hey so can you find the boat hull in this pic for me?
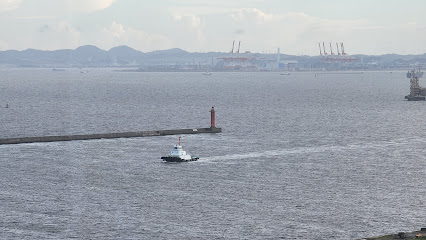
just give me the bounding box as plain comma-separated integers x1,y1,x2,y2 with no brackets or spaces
161,156,199,162
405,95,425,101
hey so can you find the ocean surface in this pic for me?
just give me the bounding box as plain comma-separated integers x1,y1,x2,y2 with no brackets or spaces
1,69,425,239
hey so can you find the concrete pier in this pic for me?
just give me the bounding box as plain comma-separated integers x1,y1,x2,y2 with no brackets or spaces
0,127,222,145
1,107,222,145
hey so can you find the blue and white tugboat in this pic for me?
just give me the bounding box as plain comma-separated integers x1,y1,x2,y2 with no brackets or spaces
161,137,199,162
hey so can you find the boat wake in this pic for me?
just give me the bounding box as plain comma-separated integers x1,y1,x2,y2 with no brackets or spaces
200,136,426,162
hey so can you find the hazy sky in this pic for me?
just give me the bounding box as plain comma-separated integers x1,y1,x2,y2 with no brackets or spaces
0,0,425,55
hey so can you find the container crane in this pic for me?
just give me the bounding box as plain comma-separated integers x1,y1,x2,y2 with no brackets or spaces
230,40,235,54
340,43,346,55
322,42,328,55
236,41,241,54
318,42,358,62
336,43,341,55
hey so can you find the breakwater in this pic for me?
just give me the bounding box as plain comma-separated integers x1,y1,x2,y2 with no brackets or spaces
0,127,222,145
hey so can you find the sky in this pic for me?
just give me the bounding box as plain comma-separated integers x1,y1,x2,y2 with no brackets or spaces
0,0,425,55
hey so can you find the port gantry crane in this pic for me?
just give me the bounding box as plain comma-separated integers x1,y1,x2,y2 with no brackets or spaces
318,42,357,62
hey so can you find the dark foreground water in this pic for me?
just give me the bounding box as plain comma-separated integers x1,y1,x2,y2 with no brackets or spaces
0,69,425,239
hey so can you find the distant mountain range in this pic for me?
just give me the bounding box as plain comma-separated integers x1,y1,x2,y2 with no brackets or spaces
1,45,426,69
0,45,225,68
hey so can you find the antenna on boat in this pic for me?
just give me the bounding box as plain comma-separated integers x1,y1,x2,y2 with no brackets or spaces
178,136,181,146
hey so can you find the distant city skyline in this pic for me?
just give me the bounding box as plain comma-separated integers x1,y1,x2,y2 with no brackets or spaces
0,0,425,55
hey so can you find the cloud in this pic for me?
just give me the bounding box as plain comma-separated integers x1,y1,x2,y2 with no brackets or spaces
169,0,267,15
0,21,82,50
221,8,426,55
68,0,117,13
2,2,425,55
15,16,57,20
173,14,201,28
33,21,81,50
222,8,369,54
0,0,22,12
172,14,207,49
39,24,49,32
100,22,172,51
234,29,244,35
0,39,7,49
230,9,363,32
2,20,172,51
230,8,281,23
38,22,79,34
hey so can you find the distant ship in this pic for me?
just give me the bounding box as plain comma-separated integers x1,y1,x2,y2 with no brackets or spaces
161,137,199,162
405,68,426,101
202,72,212,75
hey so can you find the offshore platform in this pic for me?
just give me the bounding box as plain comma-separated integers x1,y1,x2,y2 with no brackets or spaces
405,68,425,101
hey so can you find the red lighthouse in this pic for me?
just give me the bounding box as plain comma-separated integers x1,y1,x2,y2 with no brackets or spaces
210,106,216,128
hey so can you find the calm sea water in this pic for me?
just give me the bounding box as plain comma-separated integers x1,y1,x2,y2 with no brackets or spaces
1,69,425,239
